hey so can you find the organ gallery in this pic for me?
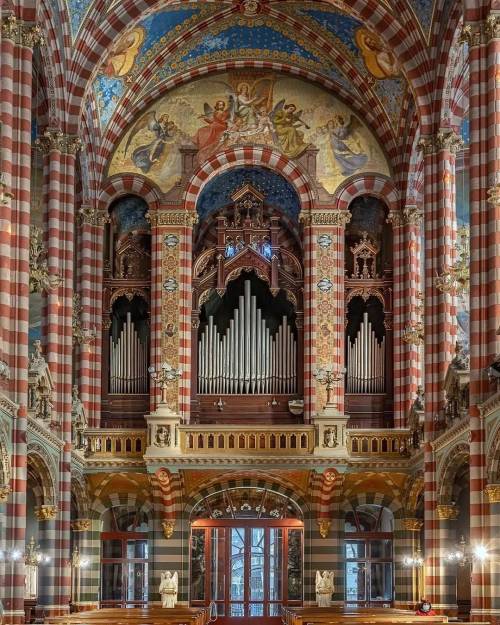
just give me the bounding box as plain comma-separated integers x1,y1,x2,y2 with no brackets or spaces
0,1,499,624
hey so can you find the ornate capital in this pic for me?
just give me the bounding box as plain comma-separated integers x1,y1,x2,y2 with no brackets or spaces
78,204,109,226
436,504,459,520
317,518,332,539
402,518,424,531
301,210,351,227
485,13,500,41
418,131,463,156
487,184,500,207
484,483,500,503
1,15,44,47
147,210,198,227
387,205,422,227
0,484,12,502
71,518,91,532
35,504,58,521
162,519,175,539
35,130,81,155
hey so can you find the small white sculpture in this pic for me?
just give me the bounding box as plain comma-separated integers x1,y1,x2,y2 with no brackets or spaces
316,570,334,607
159,571,178,608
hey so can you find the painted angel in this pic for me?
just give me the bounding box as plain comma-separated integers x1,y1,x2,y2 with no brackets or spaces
124,111,176,174
271,99,310,158
212,78,274,133
159,571,178,608
194,100,230,162
322,114,368,176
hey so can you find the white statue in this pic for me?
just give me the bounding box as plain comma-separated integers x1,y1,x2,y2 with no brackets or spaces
159,571,178,608
316,570,334,607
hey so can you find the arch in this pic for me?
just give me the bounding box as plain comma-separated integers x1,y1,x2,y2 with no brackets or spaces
341,491,403,518
334,174,400,213
71,472,90,519
184,146,316,213
26,444,58,507
402,471,424,516
97,174,163,212
438,442,470,505
487,420,500,484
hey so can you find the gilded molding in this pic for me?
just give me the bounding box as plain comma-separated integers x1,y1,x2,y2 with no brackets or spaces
418,130,463,156
35,504,58,521
301,210,351,227
402,518,423,531
436,504,459,520
317,518,331,539
484,483,500,503
71,519,91,532
162,519,175,539
35,130,81,155
147,211,198,227
0,484,12,502
1,15,44,47
487,184,500,208
79,204,109,226
387,206,423,227
485,14,500,41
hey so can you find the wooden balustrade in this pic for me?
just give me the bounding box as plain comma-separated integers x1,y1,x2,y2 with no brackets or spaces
347,428,412,456
179,425,315,455
85,429,147,458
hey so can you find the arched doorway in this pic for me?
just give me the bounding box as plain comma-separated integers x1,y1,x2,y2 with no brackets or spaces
190,487,303,623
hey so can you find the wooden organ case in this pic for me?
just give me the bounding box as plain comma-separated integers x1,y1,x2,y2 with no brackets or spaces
191,184,303,424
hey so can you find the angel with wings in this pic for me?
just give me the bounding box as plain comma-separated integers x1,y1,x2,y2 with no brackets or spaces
124,111,176,174
322,114,368,176
194,100,230,162
159,570,178,608
271,100,310,158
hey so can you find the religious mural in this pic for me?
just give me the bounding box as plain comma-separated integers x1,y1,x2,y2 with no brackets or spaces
109,72,390,195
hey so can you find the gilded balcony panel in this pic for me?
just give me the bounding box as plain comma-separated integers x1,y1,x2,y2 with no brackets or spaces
347,429,412,457
85,429,147,458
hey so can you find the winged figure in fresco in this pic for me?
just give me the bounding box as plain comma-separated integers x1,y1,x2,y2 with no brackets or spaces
269,99,310,158
194,100,230,163
124,111,177,174
320,114,368,176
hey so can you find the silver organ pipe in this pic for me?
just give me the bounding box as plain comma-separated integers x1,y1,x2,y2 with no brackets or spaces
109,312,148,394
198,280,297,394
347,312,385,393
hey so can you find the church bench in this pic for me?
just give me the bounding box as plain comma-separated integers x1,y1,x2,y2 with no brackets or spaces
47,607,209,625
281,607,448,625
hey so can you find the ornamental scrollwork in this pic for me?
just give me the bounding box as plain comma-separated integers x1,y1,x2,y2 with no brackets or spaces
35,130,81,155
29,225,63,294
301,210,351,227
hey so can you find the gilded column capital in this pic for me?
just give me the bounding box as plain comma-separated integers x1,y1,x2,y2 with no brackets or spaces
436,504,459,520
317,518,332,538
35,130,81,155
34,504,58,521
1,15,44,47
300,210,351,227
401,518,424,531
79,204,109,226
484,483,500,503
487,184,500,207
71,518,91,531
147,210,198,227
418,130,463,156
459,23,483,46
0,484,12,502
387,206,422,227
485,13,500,41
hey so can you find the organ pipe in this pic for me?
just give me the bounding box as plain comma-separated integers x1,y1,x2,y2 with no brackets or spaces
347,311,385,393
198,280,297,394
109,312,148,394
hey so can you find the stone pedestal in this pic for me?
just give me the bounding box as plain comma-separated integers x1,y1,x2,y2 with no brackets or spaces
313,403,349,457
145,403,182,457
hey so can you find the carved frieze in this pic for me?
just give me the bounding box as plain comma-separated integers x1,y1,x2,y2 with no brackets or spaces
71,519,91,532
35,130,81,155
148,210,198,227
301,210,351,227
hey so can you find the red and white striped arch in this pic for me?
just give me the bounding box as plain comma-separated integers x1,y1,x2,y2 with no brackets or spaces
333,173,400,213
184,145,317,212
97,173,163,211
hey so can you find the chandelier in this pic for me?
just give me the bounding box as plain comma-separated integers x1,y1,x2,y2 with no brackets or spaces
445,535,489,566
402,291,424,346
435,226,470,296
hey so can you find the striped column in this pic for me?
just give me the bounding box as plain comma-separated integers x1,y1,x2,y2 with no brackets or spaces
149,210,195,420
77,206,107,428
36,130,80,616
466,13,500,623
78,519,102,609
303,210,350,419
484,484,500,620
434,505,460,614
0,16,42,624
395,518,423,608
390,207,423,428
420,130,462,608
71,519,98,612
36,506,58,618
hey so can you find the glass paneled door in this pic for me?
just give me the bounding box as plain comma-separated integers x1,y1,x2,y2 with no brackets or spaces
191,520,303,624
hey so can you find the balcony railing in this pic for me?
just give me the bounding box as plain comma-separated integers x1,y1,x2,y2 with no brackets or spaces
347,429,411,456
85,429,147,458
179,425,315,455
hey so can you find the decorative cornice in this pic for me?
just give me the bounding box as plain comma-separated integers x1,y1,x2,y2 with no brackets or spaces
0,484,12,502
484,483,500,504
301,210,351,227
71,519,91,532
35,130,81,155
147,210,198,227
27,415,65,450
430,417,469,453
436,504,459,520
317,518,331,538
162,519,175,539
35,504,58,521
418,130,464,156
0,393,18,418
1,15,44,47
401,517,424,531
79,204,109,226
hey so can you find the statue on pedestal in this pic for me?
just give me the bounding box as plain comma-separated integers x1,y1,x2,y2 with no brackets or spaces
159,571,178,608
316,570,334,607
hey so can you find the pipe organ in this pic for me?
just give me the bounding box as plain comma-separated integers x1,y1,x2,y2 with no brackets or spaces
109,312,148,394
346,312,385,393
198,280,297,394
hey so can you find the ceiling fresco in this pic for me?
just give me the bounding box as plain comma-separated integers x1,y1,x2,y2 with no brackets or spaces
407,0,435,38
108,70,390,196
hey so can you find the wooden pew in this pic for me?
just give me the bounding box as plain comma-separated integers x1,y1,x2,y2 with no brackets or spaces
282,607,449,625
47,606,210,625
